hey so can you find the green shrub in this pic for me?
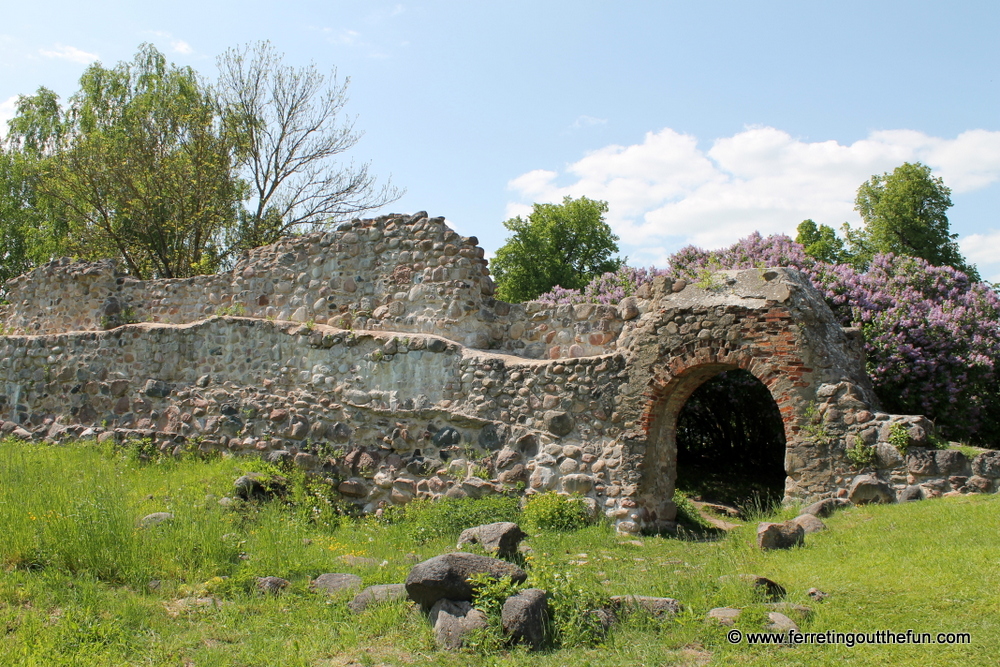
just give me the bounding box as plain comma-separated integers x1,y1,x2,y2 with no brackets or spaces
522,492,590,532
888,422,912,454
398,495,522,544
846,436,877,468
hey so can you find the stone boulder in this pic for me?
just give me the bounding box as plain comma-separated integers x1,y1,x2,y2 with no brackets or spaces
310,573,362,596
791,513,826,534
801,497,851,518
972,451,1000,478
256,576,290,594
756,521,805,551
405,553,527,608
429,599,488,650
848,474,895,505
457,522,527,558
347,584,408,613
502,588,548,650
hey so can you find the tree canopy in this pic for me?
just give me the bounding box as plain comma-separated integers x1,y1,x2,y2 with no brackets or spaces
795,219,847,264
846,162,977,278
491,196,623,303
0,42,397,284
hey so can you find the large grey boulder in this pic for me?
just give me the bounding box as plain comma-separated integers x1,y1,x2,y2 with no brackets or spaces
347,584,408,613
502,588,548,650
848,474,895,504
429,599,488,650
457,522,527,558
405,553,527,608
756,521,805,551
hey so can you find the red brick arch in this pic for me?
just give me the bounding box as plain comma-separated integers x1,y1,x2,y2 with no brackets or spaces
632,335,814,530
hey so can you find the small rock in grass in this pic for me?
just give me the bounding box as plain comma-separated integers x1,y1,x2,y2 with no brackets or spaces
139,512,174,528
807,587,828,602
791,513,826,534
707,607,741,626
756,521,804,551
800,497,851,518
310,573,362,595
347,584,408,613
256,576,290,594
766,611,798,633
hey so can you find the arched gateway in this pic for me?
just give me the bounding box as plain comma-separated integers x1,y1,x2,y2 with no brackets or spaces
0,213,933,534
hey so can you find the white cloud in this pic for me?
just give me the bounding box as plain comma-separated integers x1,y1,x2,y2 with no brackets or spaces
507,126,1000,267
38,43,98,64
0,95,17,139
171,40,193,55
960,232,1000,283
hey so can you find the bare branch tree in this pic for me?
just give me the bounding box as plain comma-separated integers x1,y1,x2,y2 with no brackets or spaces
217,41,401,249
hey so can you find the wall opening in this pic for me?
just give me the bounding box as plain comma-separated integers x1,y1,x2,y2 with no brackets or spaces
674,369,786,510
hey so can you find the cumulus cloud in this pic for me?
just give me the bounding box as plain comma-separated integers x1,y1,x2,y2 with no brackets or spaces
39,44,98,64
960,232,1000,283
507,126,1000,267
171,40,193,55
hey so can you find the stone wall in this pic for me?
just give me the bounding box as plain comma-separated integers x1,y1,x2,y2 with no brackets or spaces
0,212,965,533
0,212,637,360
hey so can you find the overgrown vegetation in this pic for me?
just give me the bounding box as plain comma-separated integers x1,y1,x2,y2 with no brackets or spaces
1,437,998,665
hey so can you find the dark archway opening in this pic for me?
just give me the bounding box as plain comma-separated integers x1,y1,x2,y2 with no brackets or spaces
675,369,786,511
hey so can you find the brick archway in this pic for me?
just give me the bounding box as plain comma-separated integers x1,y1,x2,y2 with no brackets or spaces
631,343,811,532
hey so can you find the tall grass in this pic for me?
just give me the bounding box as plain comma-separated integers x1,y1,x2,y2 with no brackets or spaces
1,437,999,665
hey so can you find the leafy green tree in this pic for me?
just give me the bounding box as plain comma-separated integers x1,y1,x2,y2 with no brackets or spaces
2,42,397,283
795,219,848,264
846,162,977,278
33,44,243,279
1,89,71,294
491,196,623,302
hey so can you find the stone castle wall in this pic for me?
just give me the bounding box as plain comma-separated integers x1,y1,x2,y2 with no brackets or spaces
0,212,975,532
0,212,635,360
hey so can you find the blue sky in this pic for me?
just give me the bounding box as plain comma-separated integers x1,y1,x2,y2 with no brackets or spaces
3,1,999,278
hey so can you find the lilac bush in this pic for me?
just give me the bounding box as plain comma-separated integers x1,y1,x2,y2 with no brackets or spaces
541,233,1000,443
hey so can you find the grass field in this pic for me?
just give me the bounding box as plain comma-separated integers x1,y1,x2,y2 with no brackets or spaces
0,437,996,666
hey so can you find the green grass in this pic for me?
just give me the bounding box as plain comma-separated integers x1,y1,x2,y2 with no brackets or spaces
0,437,997,665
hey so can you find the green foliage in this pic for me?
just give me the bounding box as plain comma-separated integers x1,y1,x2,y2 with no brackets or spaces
3,438,1000,664
847,162,977,278
215,303,247,317
524,549,609,648
1,41,397,283
888,423,912,455
672,490,712,531
522,492,591,531
846,436,877,468
465,573,526,652
795,218,848,264
394,495,521,543
491,196,623,302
